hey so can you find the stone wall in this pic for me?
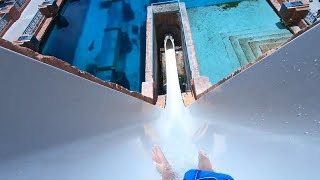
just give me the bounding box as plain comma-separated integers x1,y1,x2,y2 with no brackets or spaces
142,6,155,101
0,38,155,105
179,3,200,79
179,3,211,100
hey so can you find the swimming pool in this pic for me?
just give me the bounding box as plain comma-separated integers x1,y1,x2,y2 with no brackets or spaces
41,0,151,92
187,0,292,85
40,0,288,92
40,0,248,92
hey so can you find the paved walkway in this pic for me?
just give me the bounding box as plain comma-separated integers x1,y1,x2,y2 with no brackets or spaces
3,0,43,42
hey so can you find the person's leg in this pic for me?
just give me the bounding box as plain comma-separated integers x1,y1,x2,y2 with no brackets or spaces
152,145,175,180
184,150,234,180
198,150,214,171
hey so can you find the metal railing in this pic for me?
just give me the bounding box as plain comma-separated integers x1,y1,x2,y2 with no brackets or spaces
0,14,10,34
177,1,193,81
304,11,317,25
0,0,28,35
14,0,27,10
23,10,44,35
1,0,27,10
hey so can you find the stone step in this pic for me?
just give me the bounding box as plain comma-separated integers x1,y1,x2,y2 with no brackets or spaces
238,32,291,62
248,37,289,58
221,28,287,66
221,28,291,65
221,27,289,38
230,30,291,63
221,33,242,66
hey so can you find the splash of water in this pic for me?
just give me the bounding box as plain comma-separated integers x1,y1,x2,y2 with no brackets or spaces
148,35,209,176
164,37,184,110
162,35,196,138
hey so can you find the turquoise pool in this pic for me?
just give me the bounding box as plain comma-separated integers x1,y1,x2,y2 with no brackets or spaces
40,0,229,92
187,0,292,84
40,0,290,92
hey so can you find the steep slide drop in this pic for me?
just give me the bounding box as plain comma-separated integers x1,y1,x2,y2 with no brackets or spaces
164,35,185,109
156,35,206,177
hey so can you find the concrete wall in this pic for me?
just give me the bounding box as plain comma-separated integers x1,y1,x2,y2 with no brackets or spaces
0,47,161,159
154,13,182,48
188,24,320,179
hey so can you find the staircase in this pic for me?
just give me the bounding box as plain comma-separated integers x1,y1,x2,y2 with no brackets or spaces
221,28,292,66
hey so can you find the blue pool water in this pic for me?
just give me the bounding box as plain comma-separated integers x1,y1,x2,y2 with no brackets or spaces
40,0,244,92
41,0,152,92
41,0,290,92
187,0,292,85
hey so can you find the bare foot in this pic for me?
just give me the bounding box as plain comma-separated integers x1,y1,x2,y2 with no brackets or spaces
152,145,175,180
198,150,215,172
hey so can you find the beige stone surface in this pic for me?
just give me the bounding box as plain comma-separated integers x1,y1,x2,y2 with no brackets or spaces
152,3,179,13
156,95,166,108
284,20,320,43
182,92,195,106
145,6,153,83
142,81,155,101
56,0,64,6
36,17,53,41
191,76,211,99
179,3,200,79
271,0,282,11
142,6,155,102
298,20,308,30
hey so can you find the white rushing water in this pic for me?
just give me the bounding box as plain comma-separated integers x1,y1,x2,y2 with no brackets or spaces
152,35,202,177
164,35,185,110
